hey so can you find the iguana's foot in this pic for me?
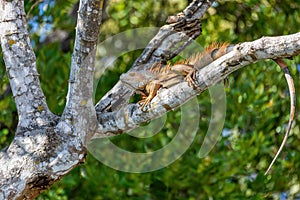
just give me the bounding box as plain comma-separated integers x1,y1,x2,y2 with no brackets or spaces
138,82,162,111
185,70,199,90
138,98,150,111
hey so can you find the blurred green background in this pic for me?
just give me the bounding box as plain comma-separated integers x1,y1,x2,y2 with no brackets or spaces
1,0,300,199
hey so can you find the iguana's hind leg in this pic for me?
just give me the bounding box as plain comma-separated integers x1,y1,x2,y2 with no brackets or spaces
265,58,296,175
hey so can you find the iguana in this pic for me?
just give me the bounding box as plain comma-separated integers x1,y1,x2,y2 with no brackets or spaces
120,44,296,174
120,43,234,110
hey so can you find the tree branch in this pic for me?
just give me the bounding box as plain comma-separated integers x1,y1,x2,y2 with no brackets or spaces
0,0,55,130
62,0,104,143
94,32,300,136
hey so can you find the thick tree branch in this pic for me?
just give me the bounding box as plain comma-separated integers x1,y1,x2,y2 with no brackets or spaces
62,0,104,142
0,0,54,129
93,32,300,136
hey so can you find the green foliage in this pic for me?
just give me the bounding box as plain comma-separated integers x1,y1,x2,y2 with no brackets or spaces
36,43,71,114
100,0,186,36
1,0,300,199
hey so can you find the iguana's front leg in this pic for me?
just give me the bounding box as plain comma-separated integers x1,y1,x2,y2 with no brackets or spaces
138,66,196,110
138,81,162,111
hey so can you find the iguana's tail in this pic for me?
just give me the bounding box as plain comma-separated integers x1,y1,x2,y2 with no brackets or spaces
265,58,296,175
187,44,296,174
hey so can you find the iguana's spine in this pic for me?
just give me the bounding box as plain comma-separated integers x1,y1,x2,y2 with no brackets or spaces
150,43,235,74
187,42,235,69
